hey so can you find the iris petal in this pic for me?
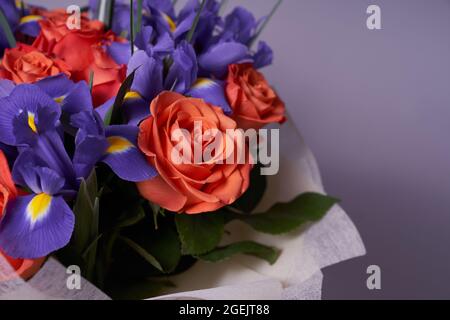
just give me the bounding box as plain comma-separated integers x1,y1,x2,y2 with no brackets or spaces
187,78,232,114
36,74,93,115
198,42,252,78
0,195,75,259
102,126,157,182
128,51,164,101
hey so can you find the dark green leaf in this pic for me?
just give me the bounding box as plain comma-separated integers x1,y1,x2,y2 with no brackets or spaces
86,170,98,205
236,193,339,235
119,236,164,272
82,234,103,260
115,205,146,229
103,69,136,126
0,7,16,48
116,214,182,275
69,170,100,281
70,170,100,281
72,175,98,254
175,213,225,255
199,241,280,264
144,223,181,273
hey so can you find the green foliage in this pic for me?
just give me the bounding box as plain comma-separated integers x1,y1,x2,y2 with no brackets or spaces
175,213,225,255
119,236,164,272
70,171,100,281
235,193,339,235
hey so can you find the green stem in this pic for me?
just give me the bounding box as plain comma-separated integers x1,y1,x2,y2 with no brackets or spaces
186,0,207,44
89,70,95,92
0,8,16,48
249,0,283,48
135,0,143,35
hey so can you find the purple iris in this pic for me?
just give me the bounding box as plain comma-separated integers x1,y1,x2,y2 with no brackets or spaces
89,0,272,122
0,150,75,259
196,5,274,77
122,38,199,125
35,74,94,116
0,79,156,259
89,0,175,39
71,110,157,182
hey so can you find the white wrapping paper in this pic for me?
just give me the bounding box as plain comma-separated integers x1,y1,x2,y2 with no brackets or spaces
0,118,365,300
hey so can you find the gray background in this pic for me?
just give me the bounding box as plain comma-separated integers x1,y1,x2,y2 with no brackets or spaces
32,0,450,299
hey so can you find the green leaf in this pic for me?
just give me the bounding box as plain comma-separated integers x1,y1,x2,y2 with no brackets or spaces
186,0,207,43
85,170,98,204
70,170,100,282
72,174,98,254
175,213,225,255
0,7,16,48
199,241,280,265
115,205,146,229
119,236,164,272
103,69,137,126
134,0,144,37
236,193,339,235
144,223,181,273
82,234,103,260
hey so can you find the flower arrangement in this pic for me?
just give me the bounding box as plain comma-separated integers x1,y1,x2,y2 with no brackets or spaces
0,0,338,299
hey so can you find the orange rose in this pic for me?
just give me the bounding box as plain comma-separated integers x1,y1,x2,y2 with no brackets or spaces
137,92,252,214
0,43,71,83
226,63,286,130
0,151,44,281
33,9,126,106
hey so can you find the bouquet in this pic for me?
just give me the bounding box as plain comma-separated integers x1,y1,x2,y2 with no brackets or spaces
0,0,341,299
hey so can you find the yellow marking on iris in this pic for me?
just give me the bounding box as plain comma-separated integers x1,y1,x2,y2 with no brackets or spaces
124,91,142,101
28,112,37,133
54,96,66,104
162,13,177,33
27,193,52,223
20,15,43,24
106,136,134,154
193,78,215,89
